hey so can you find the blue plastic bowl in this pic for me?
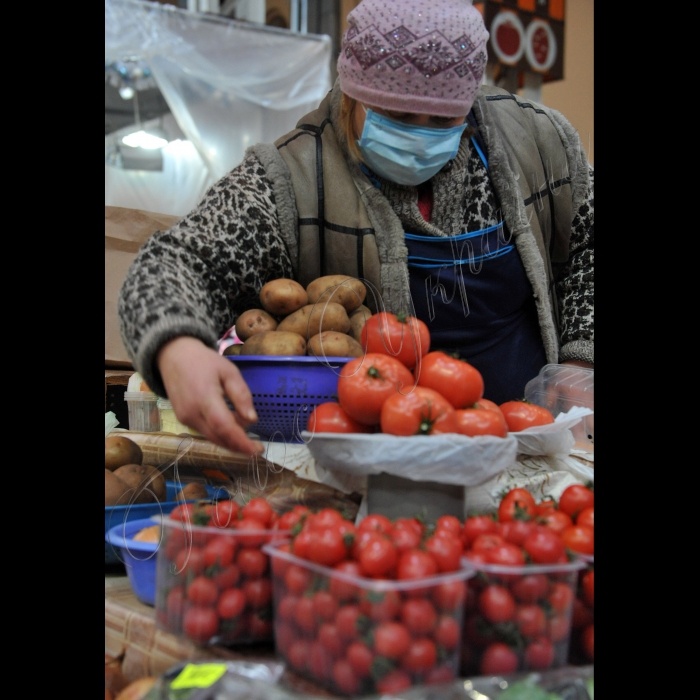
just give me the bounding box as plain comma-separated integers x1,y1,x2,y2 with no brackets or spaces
105,518,161,606
105,481,228,565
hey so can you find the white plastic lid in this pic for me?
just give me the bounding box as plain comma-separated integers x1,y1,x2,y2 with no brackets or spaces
124,391,157,401
157,398,173,409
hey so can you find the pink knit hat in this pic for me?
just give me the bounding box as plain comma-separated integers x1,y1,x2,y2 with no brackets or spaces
337,0,489,117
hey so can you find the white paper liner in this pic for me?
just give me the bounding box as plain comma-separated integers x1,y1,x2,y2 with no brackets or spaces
301,431,519,487
512,405,594,456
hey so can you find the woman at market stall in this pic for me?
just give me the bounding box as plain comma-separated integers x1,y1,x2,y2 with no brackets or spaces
117,0,594,456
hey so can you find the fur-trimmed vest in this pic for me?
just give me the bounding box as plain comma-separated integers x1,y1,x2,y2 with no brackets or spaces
250,83,590,365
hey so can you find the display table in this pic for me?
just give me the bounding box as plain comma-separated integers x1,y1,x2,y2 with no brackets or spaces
105,571,334,697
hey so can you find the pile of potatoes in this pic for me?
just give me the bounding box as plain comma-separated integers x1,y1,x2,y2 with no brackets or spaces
225,274,372,358
105,435,209,507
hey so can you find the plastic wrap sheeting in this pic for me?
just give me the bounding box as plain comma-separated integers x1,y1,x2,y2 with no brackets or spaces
105,0,332,180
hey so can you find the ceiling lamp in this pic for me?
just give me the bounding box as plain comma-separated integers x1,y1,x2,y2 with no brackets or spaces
122,129,168,149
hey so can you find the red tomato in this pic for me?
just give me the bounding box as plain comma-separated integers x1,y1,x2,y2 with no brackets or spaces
329,561,362,602
499,400,555,432
480,642,519,675
359,589,401,622
287,639,310,671
294,597,318,635
217,588,246,619
358,536,398,578
212,564,240,590
234,517,269,548
547,582,575,613
187,576,218,606
337,353,415,425
373,621,412,659
307,528,349,568
346,641,374,678
308,641,334,681
474,397,503,413
391,525,422,552
511,573,549,604
380,386,458,436
581,623,594,660
306,401,373,434
434,615,460,650
498,488,537,522
361,311,430,370
454,407,508,437
311,590,339,622
358,513,394,535
535,498,557,515
275,509,306,533
284,564,312,595
401,638,437,673
571,597,594,630
561,525,594,555
582,569,594,608
376,670,413,695
415,351,484,408
211,500,240,528
479,585,516,623
462,515,498,547
548,613,571,642
400,598,437,636
335,605,363,641
515,604,547,637
435,515,462,537
425,665,455,685
318,622,345,658
243,578,272,609
424,534,462,572
524,636,554,670
500,520,538,547
332,659,360,695
277,594,298,622
236,547,268,579
432,579,467,613
559,484,594,519
576,506,594,530
485,542,527,567
183,606,219,643
394,517,424,537
538,509,573,534
471,532,505,554
241,498,274,527
396,549,438,580
174,546,206,576
523,528,566,564
203,536,236,568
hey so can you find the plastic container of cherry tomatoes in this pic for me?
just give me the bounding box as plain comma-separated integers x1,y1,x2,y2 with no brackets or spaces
460,558,586,677
263,541,475,697
568,554,594,664
154,517,290,646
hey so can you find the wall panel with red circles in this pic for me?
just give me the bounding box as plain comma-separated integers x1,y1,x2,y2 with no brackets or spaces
474,0,565,82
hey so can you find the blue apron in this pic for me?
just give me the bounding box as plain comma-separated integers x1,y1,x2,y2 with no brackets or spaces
403,134,547,404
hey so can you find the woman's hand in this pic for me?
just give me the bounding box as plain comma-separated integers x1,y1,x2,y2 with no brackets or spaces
157,336,264,456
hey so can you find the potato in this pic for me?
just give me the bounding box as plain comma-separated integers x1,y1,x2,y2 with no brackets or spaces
223,344,242,356
277,302,351,340
105,435,143,472
105,469,131,507
240,330,307,356
132,524,161,543
306,275,367,314
176,482,210,501
112,464,166,504
349,305,373,342
260,278,308,317
308,331,364,358
235,308,278,341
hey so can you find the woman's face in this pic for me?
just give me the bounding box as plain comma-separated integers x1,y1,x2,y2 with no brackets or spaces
353,103,468,135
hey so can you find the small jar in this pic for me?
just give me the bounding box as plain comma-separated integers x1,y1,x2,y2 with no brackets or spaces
123,391,160,432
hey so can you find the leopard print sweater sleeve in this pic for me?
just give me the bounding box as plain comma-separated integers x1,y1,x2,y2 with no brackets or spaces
117,152,294,396
556,165,594,364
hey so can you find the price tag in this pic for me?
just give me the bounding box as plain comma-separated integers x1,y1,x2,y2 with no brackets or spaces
170,663,227,689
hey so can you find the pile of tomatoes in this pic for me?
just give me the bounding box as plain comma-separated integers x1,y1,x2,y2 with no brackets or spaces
307,311,555,437
269,507,473,696
459,484,594,676
154,497,289,646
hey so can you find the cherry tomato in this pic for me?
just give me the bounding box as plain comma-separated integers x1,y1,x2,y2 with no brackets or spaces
424,534,462,572
361,311,430,370
329,561,362,602
571,597,594,630
511,573,550,604
203,535,236,568
277,594,298,622
337,353,415,425
211,500,240,528
376,669,413,695
169,503,195,522
373,621,412,659
576,506,594,530
294,596,318,635
523,528,566,564
187,576,218,606
485,542,527,567
308,641,334,681
454,407,508,438
515,604,547,637
276,509,307,533
400,598,437,636
547,581,575,613
474,397,503,413
548,613,571,642
558,484,594,518
561,525,594,555
183,605,219,643
435,515,462,536
397,549,438,580
401,638,438,674
479,585,516,623
581,568,594,608
500,519,538,547
335,605,363,641
346,641,374,678
535,498,557,515
498,488,537,522
425,665,456,685
212,564,240,589
359,589,402,622
380,386,458,436
318,622,345,658
524,636,554,670
236,547,268,579
287,639,310,671
359,536,398,578
434,615,460,650
174,546,206,576
358,513,394,535
415,351,484,408
462,515,498,547
581,624,594,660
243,578,272,609
241,498,274,527
432,580,467,612
234,517,269,548
217,588,246,619
307,528,349,568
332,659,360,695
471,532,505,554
311,590,339,622
292,529,313,559
538,509,573,534
499,400,555,432
307,401,373,434
480,643,519,675
284,564,312,595
391,525,422,553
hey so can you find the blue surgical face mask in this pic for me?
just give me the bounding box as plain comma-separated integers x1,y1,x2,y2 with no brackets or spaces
357,106,467,186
